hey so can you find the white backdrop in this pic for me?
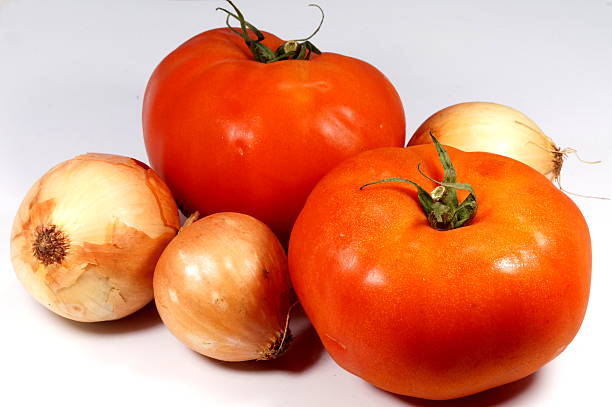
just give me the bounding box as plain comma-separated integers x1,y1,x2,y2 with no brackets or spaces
1,1,611,406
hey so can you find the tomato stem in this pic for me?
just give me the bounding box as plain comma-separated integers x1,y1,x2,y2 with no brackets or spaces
216,0,323,63
360,133,478,230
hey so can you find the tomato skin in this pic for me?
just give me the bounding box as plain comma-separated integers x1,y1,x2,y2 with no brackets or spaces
288,145,591,400
143,28,405,243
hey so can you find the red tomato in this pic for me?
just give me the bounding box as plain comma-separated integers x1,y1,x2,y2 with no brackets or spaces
289,143,591,400
143,26,405,243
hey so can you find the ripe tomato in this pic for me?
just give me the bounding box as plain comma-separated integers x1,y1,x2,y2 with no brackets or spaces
142,21,405,243
288,142,591,400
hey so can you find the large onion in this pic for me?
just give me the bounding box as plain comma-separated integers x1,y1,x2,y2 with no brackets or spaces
154,212,293,362
10,153,180,322
409,102,566,182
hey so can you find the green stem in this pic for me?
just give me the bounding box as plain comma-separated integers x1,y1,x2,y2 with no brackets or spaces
360,133,478,231
216,0,323,63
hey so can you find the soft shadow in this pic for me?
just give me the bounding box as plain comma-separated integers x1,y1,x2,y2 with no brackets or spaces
390,372,540,407
56,301,162,335
203,304,324,373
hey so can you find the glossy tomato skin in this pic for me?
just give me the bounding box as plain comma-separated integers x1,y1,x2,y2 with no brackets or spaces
143,28,405,243
288,145,591,400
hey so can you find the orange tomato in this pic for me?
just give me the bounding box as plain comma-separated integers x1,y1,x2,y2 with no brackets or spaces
142,26,405,243
289,143,591,400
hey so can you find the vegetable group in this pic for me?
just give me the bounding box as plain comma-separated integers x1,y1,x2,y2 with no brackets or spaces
154,212,293,361
9,1,597,402
11,154,180,322
289,139,591,399
142,1,405,243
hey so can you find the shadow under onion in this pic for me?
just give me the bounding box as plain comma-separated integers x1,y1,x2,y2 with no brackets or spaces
53,301,162,335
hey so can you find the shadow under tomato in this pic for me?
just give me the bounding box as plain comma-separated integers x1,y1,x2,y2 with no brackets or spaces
55,301,162,335
202,304,325,373
389,372,540,407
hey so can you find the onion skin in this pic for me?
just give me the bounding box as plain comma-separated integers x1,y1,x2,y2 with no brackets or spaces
10,153,180,322
409,102,561,180
154,212,292,362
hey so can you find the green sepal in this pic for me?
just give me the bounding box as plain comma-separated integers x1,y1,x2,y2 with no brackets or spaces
217,5,276,63
429,131,458,207
217,1,323,63
303,41,322,55
360,178,434,216
359,134,478,231
452,194,477,228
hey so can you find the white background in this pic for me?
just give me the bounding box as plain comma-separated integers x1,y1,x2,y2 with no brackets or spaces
1,0,611,405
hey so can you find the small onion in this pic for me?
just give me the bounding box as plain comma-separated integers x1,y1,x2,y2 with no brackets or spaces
409,102,569,182
154,212,293,362
10,153,180,322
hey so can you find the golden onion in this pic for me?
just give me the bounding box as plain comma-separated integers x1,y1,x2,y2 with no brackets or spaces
154,212,293,362
409,102,565,182
10,153,180,322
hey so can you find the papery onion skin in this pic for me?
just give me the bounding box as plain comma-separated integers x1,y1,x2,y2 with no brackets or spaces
154,212,292,362
408,102,562,181
10,153,180,322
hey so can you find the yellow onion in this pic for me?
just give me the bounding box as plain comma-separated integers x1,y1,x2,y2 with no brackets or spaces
409,102,569,182
154,212,293,362
10,153,180,322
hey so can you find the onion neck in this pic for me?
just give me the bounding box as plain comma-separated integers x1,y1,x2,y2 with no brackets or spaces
360,133,478,231
216,0,323,63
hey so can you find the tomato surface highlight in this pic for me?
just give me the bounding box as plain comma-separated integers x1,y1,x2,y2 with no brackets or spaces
288,144,591,400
